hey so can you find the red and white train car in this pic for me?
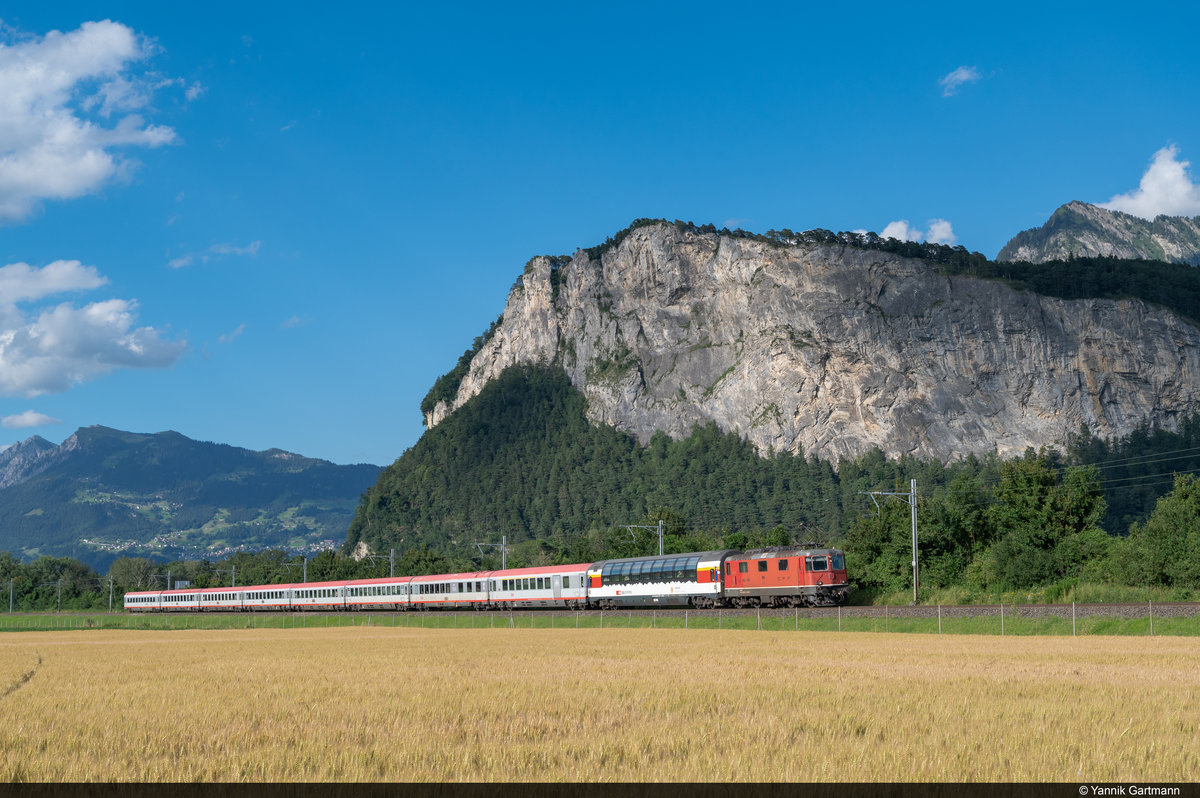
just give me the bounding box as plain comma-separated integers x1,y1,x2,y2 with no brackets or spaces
485,563,589,610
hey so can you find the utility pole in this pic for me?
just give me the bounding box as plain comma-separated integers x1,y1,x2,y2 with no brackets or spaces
9,578,13,613
625,521,665,556
108,575,113,613
475,535,507,570
303,558,308,583
863,479,919,604
390,548,395,579
57,577,62,613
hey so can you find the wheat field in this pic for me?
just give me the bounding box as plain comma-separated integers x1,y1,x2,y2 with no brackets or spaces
0,627,1196,781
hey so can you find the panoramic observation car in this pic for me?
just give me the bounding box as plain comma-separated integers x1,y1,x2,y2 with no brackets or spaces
585,550,733,609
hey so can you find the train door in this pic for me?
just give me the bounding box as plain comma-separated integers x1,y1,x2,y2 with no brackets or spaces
552,575,562,601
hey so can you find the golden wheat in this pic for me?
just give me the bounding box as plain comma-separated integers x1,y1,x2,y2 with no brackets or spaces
0,627,1195,781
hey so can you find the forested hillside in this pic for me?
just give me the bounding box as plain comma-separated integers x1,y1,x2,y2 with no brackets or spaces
349,364,1200,597
0,426,380,570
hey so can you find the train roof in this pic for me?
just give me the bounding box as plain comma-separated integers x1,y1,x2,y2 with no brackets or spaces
588,550,736,569
737,546,844,559
409,570,494,583
487,563,590,578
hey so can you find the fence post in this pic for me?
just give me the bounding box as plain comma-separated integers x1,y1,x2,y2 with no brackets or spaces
1149,601,1154,637
885,605,888,633
1001,603,1005,636
938,603,942,635
838,605,841,632
756,607,761,631
1073,601,1077,637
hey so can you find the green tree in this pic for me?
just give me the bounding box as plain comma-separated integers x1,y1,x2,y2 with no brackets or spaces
981,452,1107,589
1113,475,1200,588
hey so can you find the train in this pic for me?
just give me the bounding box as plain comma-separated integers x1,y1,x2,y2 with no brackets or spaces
123,545,850,613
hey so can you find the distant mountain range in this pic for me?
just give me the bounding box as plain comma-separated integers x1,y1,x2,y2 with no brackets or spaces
997,201,1200,264
0,426,379,570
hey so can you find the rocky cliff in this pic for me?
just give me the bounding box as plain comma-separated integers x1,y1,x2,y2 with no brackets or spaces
425,222,1200,463
997,201,1200,264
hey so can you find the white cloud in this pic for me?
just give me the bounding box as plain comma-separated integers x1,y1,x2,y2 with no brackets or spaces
939,65,981,97
0,260,108,303
219,323,246,344
209,240,261,257
924,219,956,244
0,260,185,397
1099,145,1200,220
879,219,957,245
185,81,206,102
2,410,61,429
169,240,261,269
0,20,178,223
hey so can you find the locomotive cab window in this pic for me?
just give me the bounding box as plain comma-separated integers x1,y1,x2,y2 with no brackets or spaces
832,554,845,570
807,556,829,571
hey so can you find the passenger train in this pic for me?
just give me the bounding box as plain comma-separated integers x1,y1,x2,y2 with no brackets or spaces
123,546,849,613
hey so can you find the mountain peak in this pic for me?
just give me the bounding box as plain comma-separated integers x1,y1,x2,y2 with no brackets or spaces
0,434,62,490
997,201,1200,264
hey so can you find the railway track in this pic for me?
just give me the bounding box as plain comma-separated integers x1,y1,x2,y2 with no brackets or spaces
115,600,1200,621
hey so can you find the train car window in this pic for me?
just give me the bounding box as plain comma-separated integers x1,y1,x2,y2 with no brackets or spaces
687,556,700,577
563,576,570,589
757,560,768,572
738,562,748,573
778,559,789,571
832,553,845,570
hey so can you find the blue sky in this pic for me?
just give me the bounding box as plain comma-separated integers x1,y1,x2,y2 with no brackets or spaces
1,2,1199,466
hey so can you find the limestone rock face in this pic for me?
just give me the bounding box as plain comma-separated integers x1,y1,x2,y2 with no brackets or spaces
426,223,1200,463
997,201,1200,264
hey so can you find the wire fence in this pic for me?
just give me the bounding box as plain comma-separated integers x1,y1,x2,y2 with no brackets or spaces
1,602,1198,636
